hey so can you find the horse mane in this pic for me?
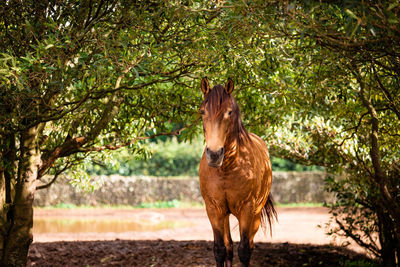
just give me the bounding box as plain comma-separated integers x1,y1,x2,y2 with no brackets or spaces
202,84,250,144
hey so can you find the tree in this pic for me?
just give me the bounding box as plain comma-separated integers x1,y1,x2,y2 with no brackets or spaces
220,1,399,265
0,1,226,265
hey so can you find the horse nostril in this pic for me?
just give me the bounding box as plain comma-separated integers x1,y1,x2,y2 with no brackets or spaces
206,147,224,162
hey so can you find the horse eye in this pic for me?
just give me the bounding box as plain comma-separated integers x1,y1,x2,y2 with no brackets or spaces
200,110,205,115
228,110,232,116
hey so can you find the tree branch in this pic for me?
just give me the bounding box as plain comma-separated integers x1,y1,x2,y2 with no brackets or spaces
372,65,400,120
335,217,380,257
76,118,199,153
36,164,69,190
39,64,133,176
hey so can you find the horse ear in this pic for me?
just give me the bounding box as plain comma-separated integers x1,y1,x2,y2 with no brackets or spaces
225,78,234,94
201,77,210,96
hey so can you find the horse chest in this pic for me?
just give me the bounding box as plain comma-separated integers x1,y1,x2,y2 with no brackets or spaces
200,165,261,215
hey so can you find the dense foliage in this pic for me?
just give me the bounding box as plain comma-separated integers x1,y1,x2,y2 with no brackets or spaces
84,137,321,177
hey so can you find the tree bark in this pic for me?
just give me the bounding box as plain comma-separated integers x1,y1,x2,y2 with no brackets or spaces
377,209,398,267
1,133,16,265
1,126,39,267
0,171,5,265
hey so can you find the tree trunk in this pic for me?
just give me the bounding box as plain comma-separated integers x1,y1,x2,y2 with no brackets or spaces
378,209,398,267
357,72,400,266
1,127,39,267
0,171,6,265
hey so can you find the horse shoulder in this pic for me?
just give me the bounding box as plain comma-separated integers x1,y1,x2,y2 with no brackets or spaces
248,133,269,152
199,154,228,210
247,133,273,199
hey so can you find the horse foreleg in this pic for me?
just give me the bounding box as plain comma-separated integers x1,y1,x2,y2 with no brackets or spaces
206,205,229,267
224,216,233,267
238,209,261,267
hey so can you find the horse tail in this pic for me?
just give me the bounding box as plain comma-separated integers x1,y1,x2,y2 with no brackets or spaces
260,193,278,236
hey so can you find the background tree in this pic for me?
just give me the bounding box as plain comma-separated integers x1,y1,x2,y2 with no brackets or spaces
0,1,227,265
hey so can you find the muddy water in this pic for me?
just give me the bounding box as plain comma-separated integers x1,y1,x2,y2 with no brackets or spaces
33,218,193,234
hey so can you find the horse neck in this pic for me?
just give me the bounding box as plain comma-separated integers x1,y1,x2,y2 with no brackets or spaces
223,136,241,166
222,116,249,167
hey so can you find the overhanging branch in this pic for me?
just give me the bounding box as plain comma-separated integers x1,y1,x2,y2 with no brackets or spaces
36,163,70,190
75,118,199,153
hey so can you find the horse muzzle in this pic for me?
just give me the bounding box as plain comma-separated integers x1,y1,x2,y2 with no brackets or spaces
206,147,224,167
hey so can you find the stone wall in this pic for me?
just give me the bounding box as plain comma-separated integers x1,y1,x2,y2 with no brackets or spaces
271,172,333,203
34,172,334,207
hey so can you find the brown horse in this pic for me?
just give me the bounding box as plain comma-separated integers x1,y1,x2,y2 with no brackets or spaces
198,77,276,267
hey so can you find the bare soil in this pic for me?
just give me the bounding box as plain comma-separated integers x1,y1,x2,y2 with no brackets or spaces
28,207,376,266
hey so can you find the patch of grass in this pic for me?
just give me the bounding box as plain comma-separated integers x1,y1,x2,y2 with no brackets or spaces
276,202,324,207
134,200,204,209
343,259,380,267
35,200,205,210
45,203,80,209
36,202,325,210
135,200,184,208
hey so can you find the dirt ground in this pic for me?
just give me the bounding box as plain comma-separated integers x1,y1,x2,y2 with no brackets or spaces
28,207,376,266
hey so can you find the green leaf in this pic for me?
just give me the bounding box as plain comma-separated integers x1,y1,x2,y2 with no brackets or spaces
345,9,358,20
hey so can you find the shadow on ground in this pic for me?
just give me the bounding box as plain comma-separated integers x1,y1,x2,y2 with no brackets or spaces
28,240,376,267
